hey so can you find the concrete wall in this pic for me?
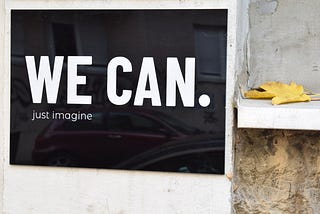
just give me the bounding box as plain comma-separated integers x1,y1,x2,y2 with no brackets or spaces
0,0,241,213
7,0,320,213
247,0,320,92
233,1,320,213
0,0,5,212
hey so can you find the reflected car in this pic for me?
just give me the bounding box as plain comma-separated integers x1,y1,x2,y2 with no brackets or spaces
114,136,225,174
32,108,204,168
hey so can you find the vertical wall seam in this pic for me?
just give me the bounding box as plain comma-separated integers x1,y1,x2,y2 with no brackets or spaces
0,0,6,212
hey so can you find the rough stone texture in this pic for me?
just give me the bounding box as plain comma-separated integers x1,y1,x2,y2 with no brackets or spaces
233,129,320,213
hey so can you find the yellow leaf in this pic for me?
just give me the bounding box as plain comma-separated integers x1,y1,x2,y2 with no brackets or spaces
244,82,311,105
260,82,304,97
272,94,311,105
244,90,275,99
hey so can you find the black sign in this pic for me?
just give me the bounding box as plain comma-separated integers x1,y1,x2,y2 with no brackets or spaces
11,10,227,174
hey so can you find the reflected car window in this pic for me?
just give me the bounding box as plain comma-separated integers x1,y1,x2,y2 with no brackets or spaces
158,112,199,134
59,112,106,131
108,112,164,133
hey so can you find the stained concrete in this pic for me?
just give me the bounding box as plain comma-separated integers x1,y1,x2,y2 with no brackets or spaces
248,0,320,92
237,3,320,211
233,129,320,213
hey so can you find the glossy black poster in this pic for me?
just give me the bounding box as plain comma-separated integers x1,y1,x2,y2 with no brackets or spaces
11,10,227,174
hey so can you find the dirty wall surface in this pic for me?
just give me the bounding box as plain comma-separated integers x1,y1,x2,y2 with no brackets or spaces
248,0,320,93
237,1,320,212
233,129,320,213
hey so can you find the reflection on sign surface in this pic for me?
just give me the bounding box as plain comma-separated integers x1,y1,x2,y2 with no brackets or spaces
11,10,227,174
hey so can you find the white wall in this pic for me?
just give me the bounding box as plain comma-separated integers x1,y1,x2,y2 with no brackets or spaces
0,0,246,213
0,0,6,212
4,167,229,214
